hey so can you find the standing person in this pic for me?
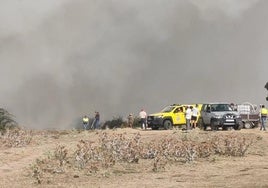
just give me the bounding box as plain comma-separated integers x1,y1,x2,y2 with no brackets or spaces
82,115,89,130
260,105,268,131
127,113,134,128
185,106,192,131
93,111,100,129
139,109,147,130
191,104,199,129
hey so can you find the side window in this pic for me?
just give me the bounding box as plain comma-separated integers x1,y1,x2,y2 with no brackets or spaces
201,105,206,112
174,107,183,113
174,108,180,113
211,105,216,111
206,105,211,112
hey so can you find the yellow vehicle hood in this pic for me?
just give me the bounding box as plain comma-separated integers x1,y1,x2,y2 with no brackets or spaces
149,112,166,117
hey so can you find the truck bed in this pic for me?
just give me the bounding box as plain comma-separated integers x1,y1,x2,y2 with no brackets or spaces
240,114,259,122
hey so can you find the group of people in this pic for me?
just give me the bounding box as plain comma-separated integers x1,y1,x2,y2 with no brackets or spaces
82,109,147,130
127,109,147,129
82,111,100,130
185,104,199,131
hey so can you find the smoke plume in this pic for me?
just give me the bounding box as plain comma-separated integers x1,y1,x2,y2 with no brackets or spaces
0,0,267,129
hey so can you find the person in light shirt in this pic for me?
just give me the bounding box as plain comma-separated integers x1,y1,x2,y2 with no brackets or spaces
185,106,192,131
139,109,147,130
191,104,199,129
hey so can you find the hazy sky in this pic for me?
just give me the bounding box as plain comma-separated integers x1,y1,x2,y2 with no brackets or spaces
0,0,267,129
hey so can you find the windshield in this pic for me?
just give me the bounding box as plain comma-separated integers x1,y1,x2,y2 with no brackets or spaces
210,104,232,112
161,106,176,113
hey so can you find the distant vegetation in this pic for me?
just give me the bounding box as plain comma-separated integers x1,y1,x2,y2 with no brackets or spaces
0,108,33,148
103,116,141,129
0,108,18,133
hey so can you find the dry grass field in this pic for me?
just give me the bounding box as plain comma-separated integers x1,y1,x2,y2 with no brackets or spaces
0,127,268,188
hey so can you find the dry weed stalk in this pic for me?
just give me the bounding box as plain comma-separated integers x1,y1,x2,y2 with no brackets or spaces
54,144,68,167
32,163,42,184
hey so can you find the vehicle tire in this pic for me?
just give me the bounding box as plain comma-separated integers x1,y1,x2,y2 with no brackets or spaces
222,125,228,131
244,122,252,129
234,123,243,130
198,118,207,131
163,120,173,130
210,121,218,131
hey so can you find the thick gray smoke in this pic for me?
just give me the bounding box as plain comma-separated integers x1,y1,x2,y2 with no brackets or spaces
1,0,267,129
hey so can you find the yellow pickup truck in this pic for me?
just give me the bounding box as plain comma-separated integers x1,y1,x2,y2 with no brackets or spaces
147,104,202,130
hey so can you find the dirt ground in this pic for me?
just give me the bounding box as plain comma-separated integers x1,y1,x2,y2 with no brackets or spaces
1,127,268,188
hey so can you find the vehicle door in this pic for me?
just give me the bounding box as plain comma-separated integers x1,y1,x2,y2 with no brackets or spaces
172,106,185,125
196,104,203,121
202,104,211,124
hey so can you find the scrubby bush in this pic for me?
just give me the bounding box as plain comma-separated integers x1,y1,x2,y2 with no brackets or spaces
0,108,18,133
132,116,142,128
31,131,258,184
103,116,125,129
0,108,32,148
103,116,142,129
0,128,33,148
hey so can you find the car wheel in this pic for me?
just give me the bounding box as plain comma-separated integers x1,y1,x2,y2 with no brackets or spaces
198,118,207,130
244,122,252,129
234,123,243,130
210,121,218,131
163,120,173,130
222,125,228,131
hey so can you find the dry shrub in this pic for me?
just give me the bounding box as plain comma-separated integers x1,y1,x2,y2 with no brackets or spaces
31,144,70,184
210,133,254,156
0,128,33,148
0,108,18,133
74,132,141,172
31,131,258,184
32,161,43,184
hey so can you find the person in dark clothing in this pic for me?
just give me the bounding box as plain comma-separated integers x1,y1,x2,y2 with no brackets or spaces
93,111,100,129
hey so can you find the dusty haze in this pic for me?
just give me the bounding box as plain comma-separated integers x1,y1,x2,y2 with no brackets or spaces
0,0,267,129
